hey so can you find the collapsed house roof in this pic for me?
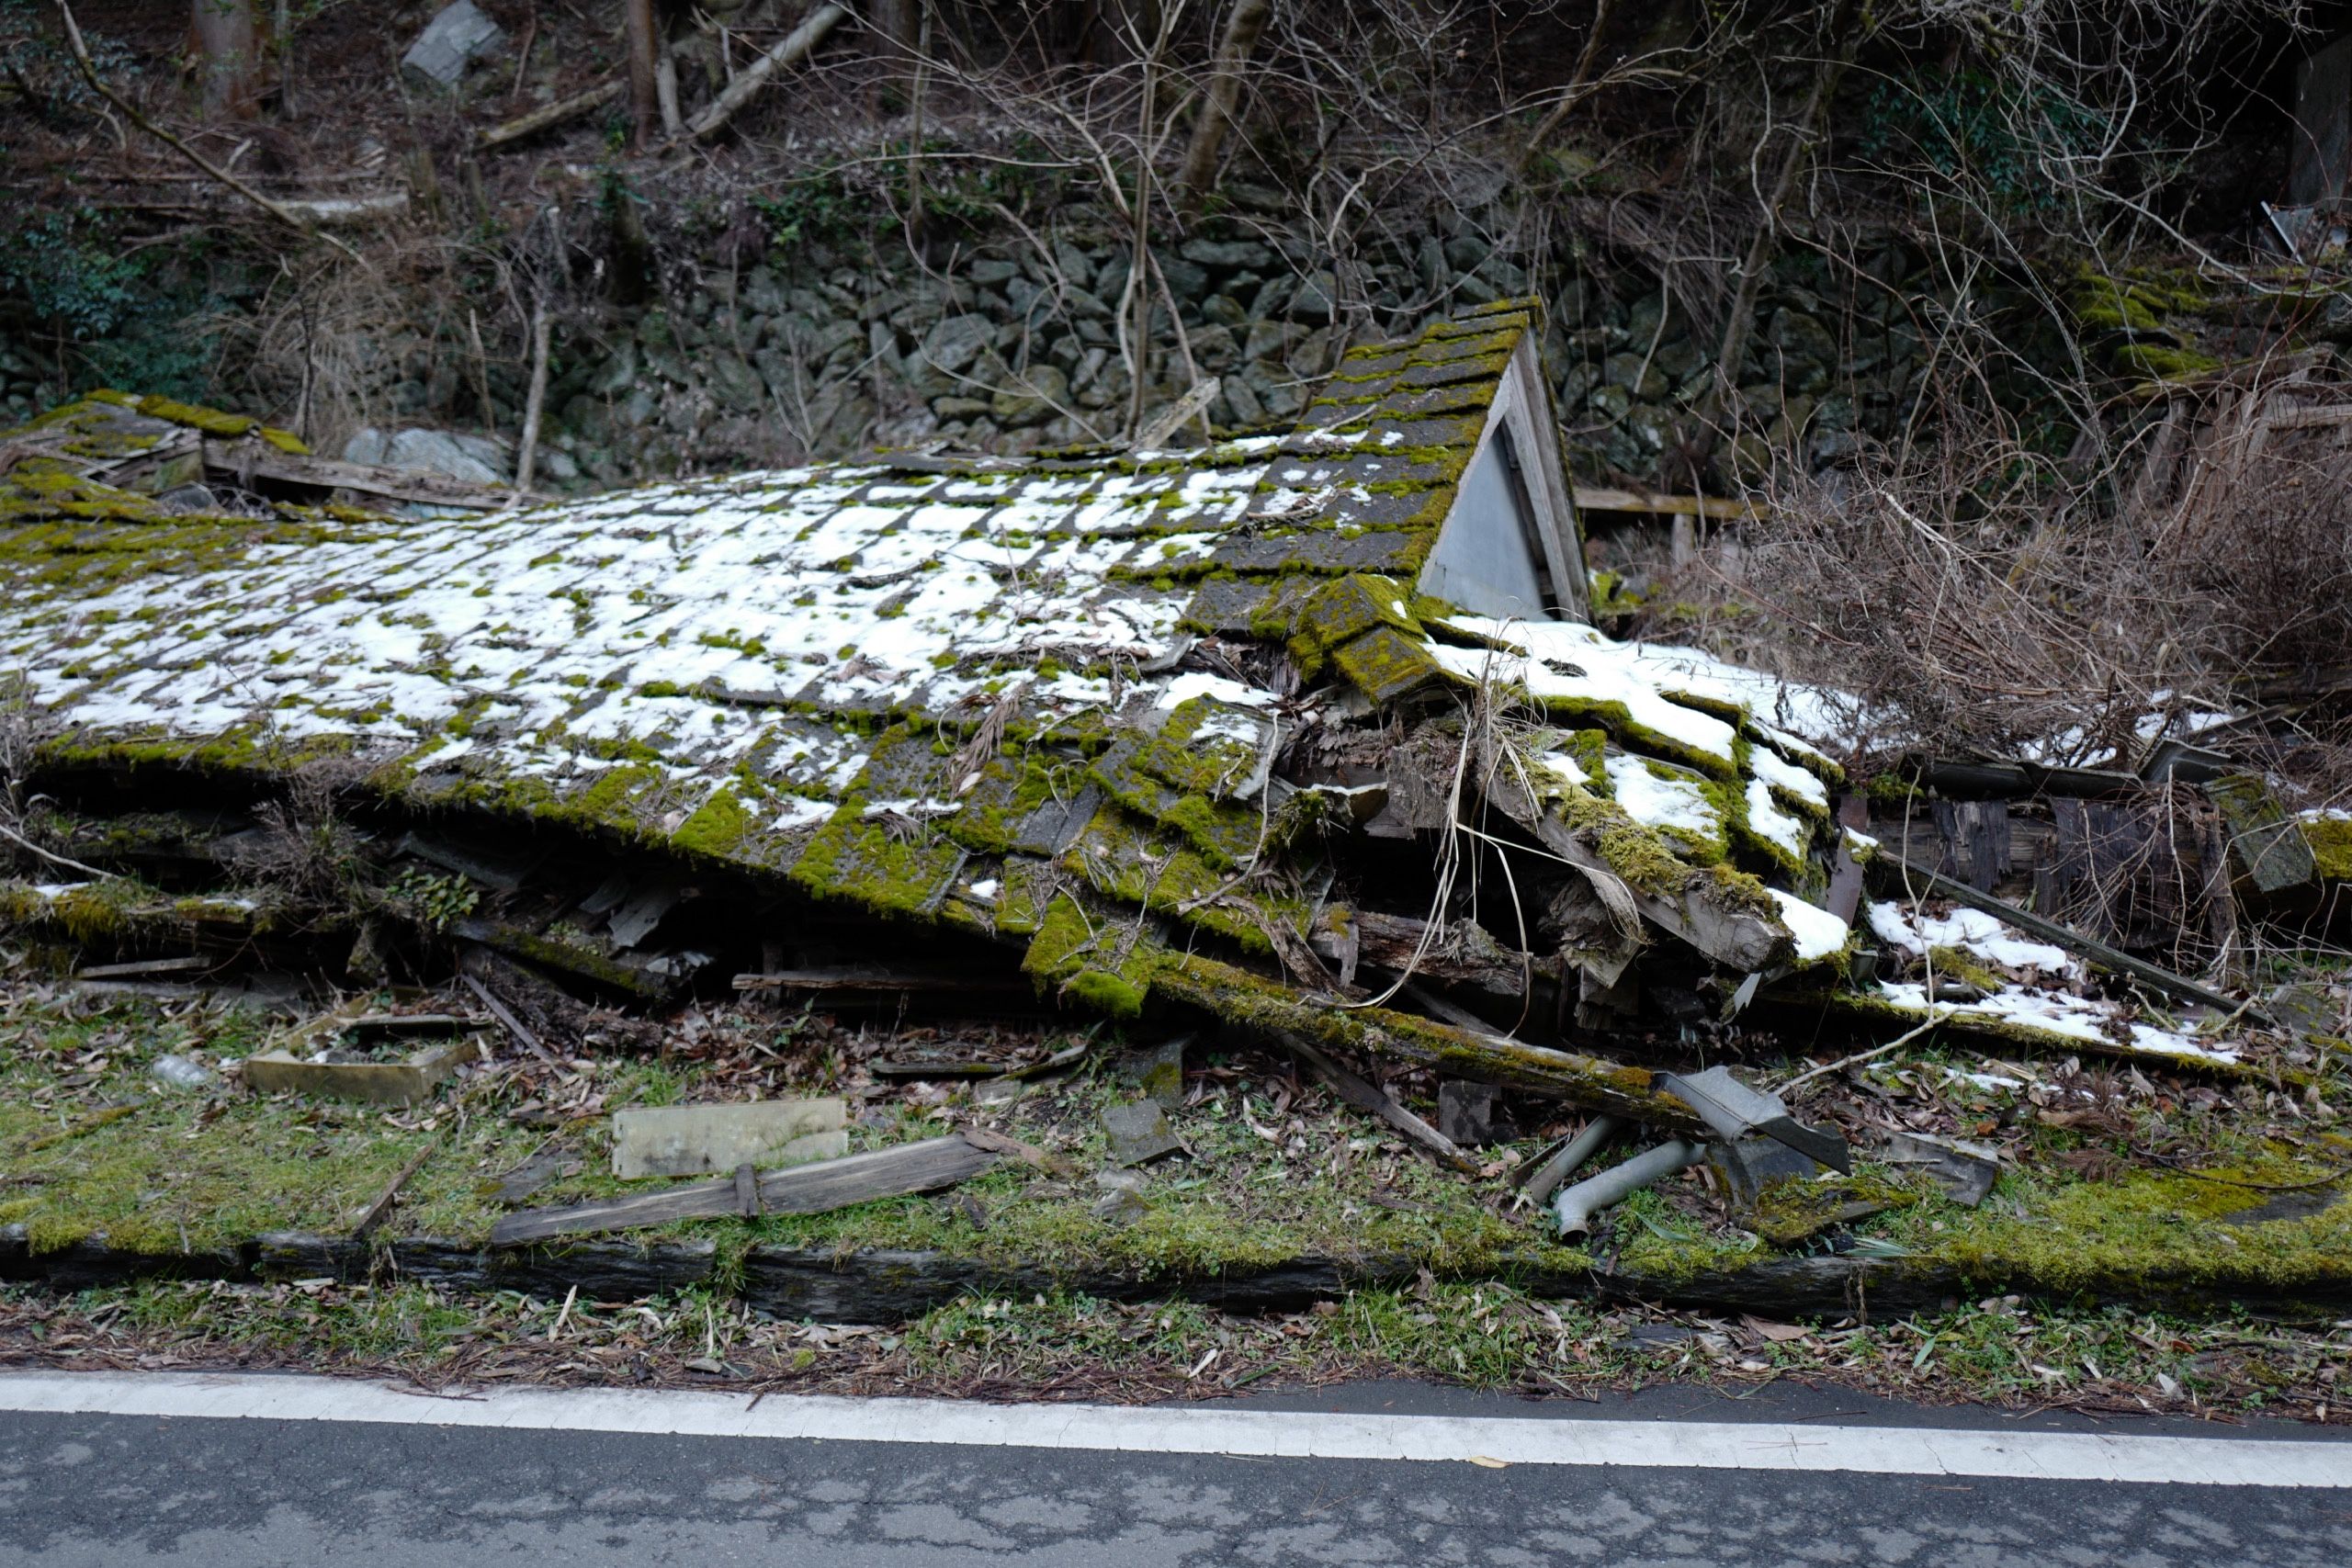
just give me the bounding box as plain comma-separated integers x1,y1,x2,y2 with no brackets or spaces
0,301,2301,1132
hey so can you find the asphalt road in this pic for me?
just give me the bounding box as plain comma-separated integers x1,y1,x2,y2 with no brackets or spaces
1,1373,2347,1566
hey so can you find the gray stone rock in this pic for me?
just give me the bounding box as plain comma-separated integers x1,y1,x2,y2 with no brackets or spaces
932,395,992,419
1217,375,1266,427
1417,235,1450,295
1651,334,1704,382
345,427,510,484
1625,403,1676,454
1201,293,1248,329
1153,253,1212,300
1053,241,1095,289
339,428,390,465
1089,1170,1150,1225
1118,1038,1189,1111
593,341,649,400
990,366,1069,427
1443,233,1491,272
707,352,764,411
1452,273,1501,306
1604,352,1668,400
924,313,996,375
1477,258,1530,296
1768,310,1838,392
1294,325,1335,375
1181,237,1276,270
1255,368,1306,419
967,258,1023,286
1102,1100,1182,1166
1223,180,1289,213
1241,319,1295,363
1286,270,1339,323
1188,322,1238,371
401,0,503,87
752,347,795,396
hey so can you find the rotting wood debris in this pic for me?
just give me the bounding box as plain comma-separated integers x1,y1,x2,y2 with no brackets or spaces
2,299,2348,1251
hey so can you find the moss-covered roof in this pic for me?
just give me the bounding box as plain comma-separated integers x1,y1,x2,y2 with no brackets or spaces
1,300,1869,1039
0,389,311,525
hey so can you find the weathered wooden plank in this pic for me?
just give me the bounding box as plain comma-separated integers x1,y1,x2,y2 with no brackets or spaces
489,1134,999,1246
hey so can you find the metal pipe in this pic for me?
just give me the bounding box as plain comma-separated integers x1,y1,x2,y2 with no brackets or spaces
1519,1114,1624,1206
1551,1137,1704,1239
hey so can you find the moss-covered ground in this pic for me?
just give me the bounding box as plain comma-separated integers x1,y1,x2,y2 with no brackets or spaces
4,984,2347,1330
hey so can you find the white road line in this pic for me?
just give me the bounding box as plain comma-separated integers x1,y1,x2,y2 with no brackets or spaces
1,1369,2347,1488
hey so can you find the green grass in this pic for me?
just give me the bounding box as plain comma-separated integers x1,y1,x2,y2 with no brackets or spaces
5,989,2348,1322
11,1275,2345,1421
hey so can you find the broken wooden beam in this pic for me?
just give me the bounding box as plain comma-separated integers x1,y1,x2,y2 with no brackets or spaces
1279,1032,1479,1173
1157,953,1707,1134
205,442,514,510
731,966,1023,995
460,973,560,1066
475,78,628,151
684,3,848,141
1571,486,1759,521
1871,852,2269,1025
73,955,213,980
489,1132,998,1246
349,1138,440,1241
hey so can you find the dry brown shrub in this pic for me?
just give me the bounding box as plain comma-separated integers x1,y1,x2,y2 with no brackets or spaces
1640,399,2352,804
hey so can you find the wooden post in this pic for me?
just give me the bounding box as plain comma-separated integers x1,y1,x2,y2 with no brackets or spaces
623,0,661,145
193,0,261,120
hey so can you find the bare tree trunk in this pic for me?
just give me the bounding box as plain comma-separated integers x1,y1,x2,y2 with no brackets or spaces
903,2,932,247
1174,0,1271,212
869,0,921,113
1675,0,1864,489
1518,0,1615,167
623,0,661,145
871,0,921,53
273,0,293,118
192,0,261,121
514,303,552,494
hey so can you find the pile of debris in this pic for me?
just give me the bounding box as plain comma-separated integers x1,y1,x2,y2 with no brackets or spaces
2,298,2345,1258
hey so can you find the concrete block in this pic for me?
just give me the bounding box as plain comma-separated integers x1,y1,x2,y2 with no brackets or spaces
401,1,504,87
610,1100,847,1179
